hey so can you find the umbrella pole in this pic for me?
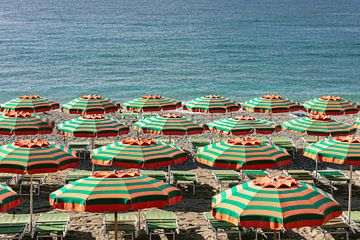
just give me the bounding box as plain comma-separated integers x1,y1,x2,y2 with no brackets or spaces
30,174,33,233
114,211,118,240
241,169,244,183
347,165,353,223
138,210,141,230
274,230,277,240
315,159,319,182
168,165,171,183
91,138,95,173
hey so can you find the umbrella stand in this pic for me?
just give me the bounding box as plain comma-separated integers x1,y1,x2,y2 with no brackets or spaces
91,138,95,173
347,165,353,223
168,165,171,183
274,230,277,240
114,211,119,240
30,174,33,232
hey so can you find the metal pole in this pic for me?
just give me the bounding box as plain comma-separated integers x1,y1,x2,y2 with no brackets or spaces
91,138,95,173
168,165,171,183
138,210,141,230
315,159,318,182
274,230,277,240
114,211,118,240
241,169,244,183
30,174,33,233
347,165,353,223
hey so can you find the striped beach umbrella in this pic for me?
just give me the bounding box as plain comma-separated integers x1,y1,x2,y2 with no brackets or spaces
121,95,181,113
206,116,281,136
0,184,22,212
57,114,129,138
354,118,360,129
1,95,59,113
212,176,341,236
61,95,120,114
0,139,78,229
304,96,359,115
0,111,55,136
282,114,356,137
304,136,360,221
50,171,182,240
183,95,240,113
196,138,291,176
133,113,205,136
242,95,302,114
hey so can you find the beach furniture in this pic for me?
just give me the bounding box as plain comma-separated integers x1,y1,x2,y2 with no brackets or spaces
289,111,307,118
319,216,350,240
141,170,167,182
0,173,18,185
32,212,70,240
204,211,241,240
284,170,315,184
191,138,211,149
122,112,138,120
65,170,92,184
301,136,319,147
316,170,350,194
103,212,139,240
144,210,179,240
271,136,296,158
19,174,47,195
254,229,282,240
171,170,198,194
343,211,360,232
94,140,114,148
243,170,269,180
212,170,240,191
0,214,30,240
68,140,90,161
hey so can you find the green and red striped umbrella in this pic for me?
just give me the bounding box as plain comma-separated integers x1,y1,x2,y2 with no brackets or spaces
183,95,240,113
57,114,129,138
282,114,356,137
212,176,341,230
1,95,59,113
354,118,360,129
91,138,187,168
196,137,291,170
206,116,281,136
303,96,359,115
0,184,22,212
61,95,120,114
121,95,181,112
133,113,205,136
0,111,54,136
242,95,302,114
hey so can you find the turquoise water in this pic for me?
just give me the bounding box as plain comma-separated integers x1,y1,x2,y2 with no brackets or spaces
0,0,359,103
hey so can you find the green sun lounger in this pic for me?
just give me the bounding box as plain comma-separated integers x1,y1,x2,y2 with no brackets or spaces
33,212,70,240
103,212,139,240
141,170,167,182
212,170,240,191
94,140,113,148
0,173,18,185
68,140,90,149
204,212,241,240
271,136,296,158
122,112,138,119
19,174,47,195
319,216,350,240
301,136,320,147
191,138,211,148
0,214,30,240
65,170,92,184
316,170,349,194
285,170,315,184
243,170,269,180
171,170,198,194
343,211,360,232
144,210,179,240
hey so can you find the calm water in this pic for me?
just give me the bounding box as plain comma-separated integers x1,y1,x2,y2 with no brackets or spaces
0,0,359,103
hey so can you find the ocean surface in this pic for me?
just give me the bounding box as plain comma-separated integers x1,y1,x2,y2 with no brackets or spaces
0,0,359,104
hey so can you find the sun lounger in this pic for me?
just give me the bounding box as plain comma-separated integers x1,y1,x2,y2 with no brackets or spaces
94,140,113,148
255,228,282,240
191,138,211,149
171,170,198,194
142,112,154,118
32,212,70,240
319,216,350,240
103,212,138,240
212,170,240,191
141,170,167,182
204,212,241,240
243,170,269,181
65,170,92,184
0,173,18,185
284,170,315,184
271,136,296,158
19,174,47,195
343,211,360,232
301,136,319,147
122,112,138,120
289,111,307,118
0,214,30,240
316,170,349,194
144,210,179,240
68,140,90,161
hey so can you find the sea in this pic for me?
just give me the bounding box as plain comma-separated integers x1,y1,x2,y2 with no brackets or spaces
0,0,359,104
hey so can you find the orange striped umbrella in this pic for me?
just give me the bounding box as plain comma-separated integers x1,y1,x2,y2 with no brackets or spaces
1,95,59,113
304,96,359,115
0,184,22,212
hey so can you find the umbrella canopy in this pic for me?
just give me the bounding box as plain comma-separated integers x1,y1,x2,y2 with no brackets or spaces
196,137,291,170
49,171,182,212
121,95,181,113
0,184,22,212
91,138,187,168
183,95,240,113
133,113,205,135
0,111,55,136
303,96,359,115
354,118,360,129
0,139,78,174
242,95,302,114
212,176,342,230
1,95,59,113
282,114,356,137
206,116,281,135
61,95,120,114
57,114,129,138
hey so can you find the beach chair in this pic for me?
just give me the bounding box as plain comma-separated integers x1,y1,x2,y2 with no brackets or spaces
68,140,90,161
289,111,307,118
0,214,30,240
103,212,139,240
319,216,350,240
284,170,315,184
243,170,269,181
19,174,47,195
144,210,179,240
141,170,167,182
122,112,138,120
343,211,360,232
94,140,113,148
271,136,296,158
316,170,349,194
301,136,319,147
204,212,241,240
142,112,154,118
191,138,211,149
255,228,282,240
212,170,240,191
171,170,198,194
32,212,70,240
0,173,18,185
65,170,92,184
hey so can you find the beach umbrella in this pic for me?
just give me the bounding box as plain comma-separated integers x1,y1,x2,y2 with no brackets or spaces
1,95,59,113
282,114,356,137
206,116,281,136
0,139,78,230
212,176,342,238
49,170,182,240
121,95,182,113
0,184,22,212
303,136,360,222
0,111,55,136
196,137,291,181
61,95,120,114
183,95,240,114
303,96,359,115
354,118,360,129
